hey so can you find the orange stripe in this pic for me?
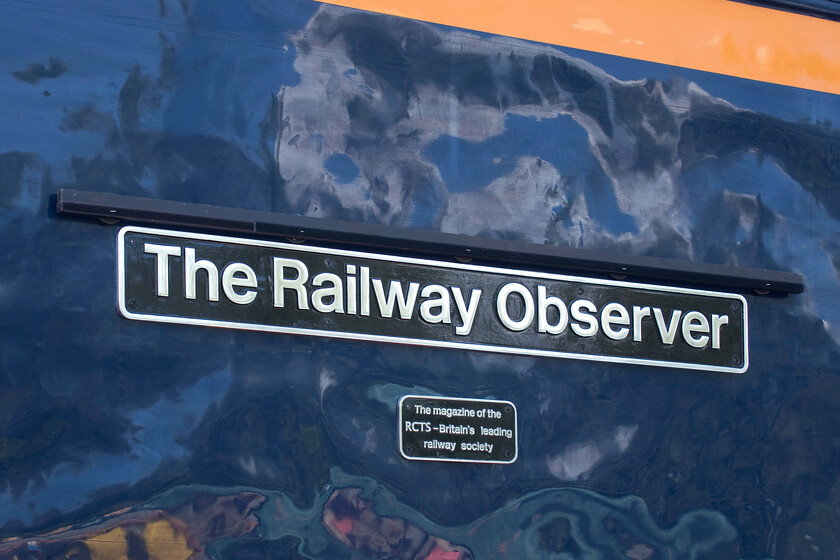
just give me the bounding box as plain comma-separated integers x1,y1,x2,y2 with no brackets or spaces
317,0,840,95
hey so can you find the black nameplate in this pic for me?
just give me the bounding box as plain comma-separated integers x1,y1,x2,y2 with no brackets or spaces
118,227,748,373
399,396,517,464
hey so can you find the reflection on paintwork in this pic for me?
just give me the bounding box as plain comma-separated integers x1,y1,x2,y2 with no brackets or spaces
1,0,840,558
321,0,840,95
323,488,472,559
0,469,743,559
547,424,638,481
0,493,264,560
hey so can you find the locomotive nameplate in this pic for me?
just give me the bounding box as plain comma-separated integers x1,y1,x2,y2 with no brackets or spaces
119,227,748,373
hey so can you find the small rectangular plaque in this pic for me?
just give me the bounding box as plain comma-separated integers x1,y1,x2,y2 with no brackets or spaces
399,395,518,464
118,226,748,373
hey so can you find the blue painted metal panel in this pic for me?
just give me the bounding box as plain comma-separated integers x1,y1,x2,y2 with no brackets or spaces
1,1,839,558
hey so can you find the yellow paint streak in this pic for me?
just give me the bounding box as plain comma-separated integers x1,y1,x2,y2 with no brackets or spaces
81,520,191,560
84,527,128,560
317,0,840,95
143,520,192,560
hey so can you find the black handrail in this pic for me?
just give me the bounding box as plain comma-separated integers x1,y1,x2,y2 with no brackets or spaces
56,189,804,295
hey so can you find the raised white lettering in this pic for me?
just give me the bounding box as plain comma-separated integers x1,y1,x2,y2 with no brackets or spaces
311,272,344,313
143,243,181,297
372,279,419,319
653,308,682,344
222,262,257,305
570,299,598,337
452,287,481,336
538,285,568,334
419,284,451,324
711,314,729,349
346,264,357,315
601,302,630,340
185,247,219,301
497,283,534,331
632,306,651,342
360,265,370,316
273,257,309,309
682,311,710,348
